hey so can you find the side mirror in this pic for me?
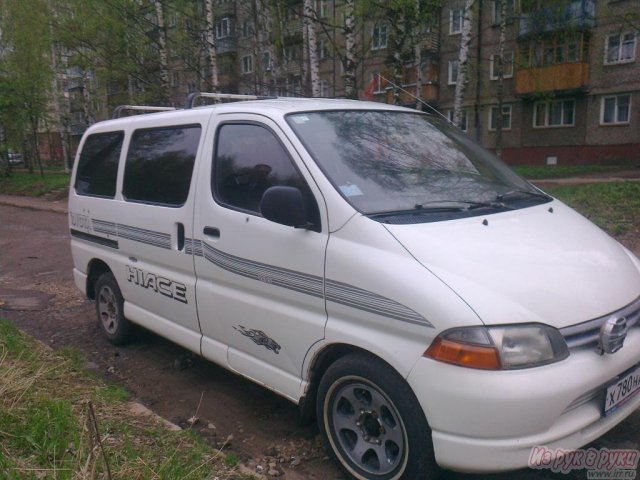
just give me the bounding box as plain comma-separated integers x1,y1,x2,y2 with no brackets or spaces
260,186,310,228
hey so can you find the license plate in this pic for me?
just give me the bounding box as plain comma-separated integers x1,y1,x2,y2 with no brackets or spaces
604,364,640,416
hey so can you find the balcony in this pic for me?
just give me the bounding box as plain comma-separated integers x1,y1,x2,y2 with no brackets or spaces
519,0,595,37
515,62,589,95
216,37,237,55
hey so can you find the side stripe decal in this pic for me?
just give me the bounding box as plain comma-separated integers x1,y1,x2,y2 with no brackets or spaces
76,218,433,329
117,224,172,250
90,219,172,250
188,238,433,328
71,229,119,249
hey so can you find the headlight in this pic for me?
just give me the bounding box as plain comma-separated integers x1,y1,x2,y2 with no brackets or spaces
424,324,569,370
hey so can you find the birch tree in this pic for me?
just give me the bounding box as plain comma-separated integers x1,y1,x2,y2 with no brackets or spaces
495,0,507,157
343,0,358,99
303,0,321,97
204,0,219,91
154,0,170,102
453,0,474,127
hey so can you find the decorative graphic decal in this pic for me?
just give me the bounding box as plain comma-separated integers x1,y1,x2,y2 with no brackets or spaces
234,325,281,354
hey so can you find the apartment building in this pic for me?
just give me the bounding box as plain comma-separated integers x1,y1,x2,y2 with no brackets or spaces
437,0,639,165
31,0,639,167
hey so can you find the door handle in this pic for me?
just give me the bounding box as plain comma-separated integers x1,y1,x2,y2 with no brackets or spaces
203,226,220,239
176,222,185,251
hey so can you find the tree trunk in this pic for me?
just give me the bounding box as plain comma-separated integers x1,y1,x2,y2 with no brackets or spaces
343,0,357,99
205,0,219,91
453,0,474,127
495,0,507,158
154,0,170,102
304,0,320,97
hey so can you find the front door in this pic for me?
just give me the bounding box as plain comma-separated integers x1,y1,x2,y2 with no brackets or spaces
194,114,328,399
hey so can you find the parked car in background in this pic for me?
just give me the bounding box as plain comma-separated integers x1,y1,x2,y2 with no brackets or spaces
7,150,23,165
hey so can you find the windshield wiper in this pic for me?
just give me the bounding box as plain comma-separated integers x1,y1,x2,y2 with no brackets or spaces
495,190,551,202
368,200,509,217
414,200,508,211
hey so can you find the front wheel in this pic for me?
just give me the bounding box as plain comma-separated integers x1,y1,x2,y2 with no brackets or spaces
317,353,438,480
94,272,133,345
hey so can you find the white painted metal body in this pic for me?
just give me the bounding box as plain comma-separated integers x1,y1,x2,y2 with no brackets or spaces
69,99,640,473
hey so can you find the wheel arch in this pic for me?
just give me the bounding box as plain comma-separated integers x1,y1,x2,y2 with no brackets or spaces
299,343,398,424
86,259,114,300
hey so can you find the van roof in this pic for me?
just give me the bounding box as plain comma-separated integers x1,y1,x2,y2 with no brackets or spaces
86,98,421,134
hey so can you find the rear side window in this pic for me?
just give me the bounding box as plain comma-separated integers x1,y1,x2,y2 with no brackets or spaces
75,131,123,198
123,125,201,207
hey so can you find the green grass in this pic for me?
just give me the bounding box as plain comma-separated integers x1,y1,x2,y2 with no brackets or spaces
543,181,640,237
0,171,70,197
0,318,253,480
513,164,633,180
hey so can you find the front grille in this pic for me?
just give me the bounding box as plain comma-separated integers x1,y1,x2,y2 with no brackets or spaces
560,297,640,350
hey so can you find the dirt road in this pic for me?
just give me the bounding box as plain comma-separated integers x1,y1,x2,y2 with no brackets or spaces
1,202,639,480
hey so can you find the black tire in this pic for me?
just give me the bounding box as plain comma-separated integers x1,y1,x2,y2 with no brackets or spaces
94,272,133,345
317,353,439,480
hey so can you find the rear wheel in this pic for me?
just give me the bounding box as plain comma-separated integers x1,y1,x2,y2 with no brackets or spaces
94,272,133,345
317,353,438,480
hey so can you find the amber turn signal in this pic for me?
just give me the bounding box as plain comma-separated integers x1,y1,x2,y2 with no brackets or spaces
424,337,501,370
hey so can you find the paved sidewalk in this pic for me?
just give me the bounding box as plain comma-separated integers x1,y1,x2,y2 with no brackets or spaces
0,194,67,214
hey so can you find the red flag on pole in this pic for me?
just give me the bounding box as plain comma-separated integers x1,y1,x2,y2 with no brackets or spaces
363,74,377,100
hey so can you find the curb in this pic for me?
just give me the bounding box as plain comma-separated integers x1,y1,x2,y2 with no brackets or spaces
0,196,67,214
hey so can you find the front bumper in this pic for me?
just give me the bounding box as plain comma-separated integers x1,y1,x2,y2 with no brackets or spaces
406,328,640,473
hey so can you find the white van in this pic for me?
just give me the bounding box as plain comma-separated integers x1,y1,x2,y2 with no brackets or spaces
69,95,640,480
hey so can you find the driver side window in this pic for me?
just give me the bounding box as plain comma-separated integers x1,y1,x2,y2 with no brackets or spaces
212,123,315,218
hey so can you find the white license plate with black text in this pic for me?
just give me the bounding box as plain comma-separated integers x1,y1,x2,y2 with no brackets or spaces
605,365,640,415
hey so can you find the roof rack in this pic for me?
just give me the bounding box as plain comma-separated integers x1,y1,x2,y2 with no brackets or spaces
112,105,176,119
185,92,276,109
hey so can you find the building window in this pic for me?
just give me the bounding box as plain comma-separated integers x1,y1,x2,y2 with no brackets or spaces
492,0,515,25
318,40,328,60
242,55,253,74
372,22,388,50
284,45,297,62
319,79,330,97
372,72,385,93
534,99,575,128
489,104,512,130
448,59,459,85
605,33,636,65
450,8,463,35
447,109,468,132
601,94,631,125
170,71,179,87
263,51,271,71
489,52,514,79
242,21,254,38
316,0,328,18
215,18,232,39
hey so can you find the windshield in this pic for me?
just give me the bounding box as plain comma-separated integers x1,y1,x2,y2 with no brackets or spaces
286,110,550,222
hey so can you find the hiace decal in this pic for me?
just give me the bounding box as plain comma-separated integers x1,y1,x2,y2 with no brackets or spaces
126,265,187,304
